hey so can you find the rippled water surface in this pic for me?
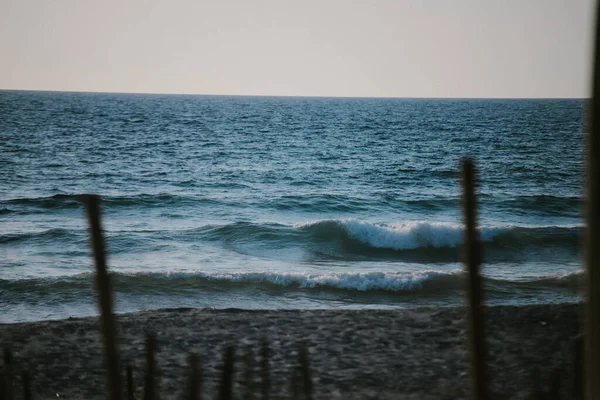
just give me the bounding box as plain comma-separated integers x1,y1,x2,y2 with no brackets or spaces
0,91,585,322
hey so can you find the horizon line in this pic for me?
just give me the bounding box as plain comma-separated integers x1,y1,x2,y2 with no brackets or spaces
0,88,587,101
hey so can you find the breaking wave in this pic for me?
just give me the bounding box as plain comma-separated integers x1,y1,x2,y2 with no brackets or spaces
0,269,583,299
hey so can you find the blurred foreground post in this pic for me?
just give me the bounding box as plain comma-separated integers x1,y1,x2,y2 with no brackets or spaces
587,1,600,398
461,159,488,400
3,349,13,400
85,195,122,400
260,340,270,400
218,346,235,400
144,335,157,400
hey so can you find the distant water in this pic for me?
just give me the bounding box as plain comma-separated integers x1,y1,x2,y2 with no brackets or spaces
0,91,585,322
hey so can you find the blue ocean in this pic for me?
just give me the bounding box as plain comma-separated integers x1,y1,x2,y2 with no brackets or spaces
0,91,585,322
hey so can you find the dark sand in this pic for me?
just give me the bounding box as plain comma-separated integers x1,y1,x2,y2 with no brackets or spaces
0,303,583,399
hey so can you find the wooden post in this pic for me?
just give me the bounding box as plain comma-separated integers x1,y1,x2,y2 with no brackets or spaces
127,366,134,400
297,343,312,400
260,340,270,400
22,372,31,400
586,1,600,398
461,158,488,400
143,334,156,400
187,354,201,400
217,346,235,400
85,194,122,400
3,349,13,400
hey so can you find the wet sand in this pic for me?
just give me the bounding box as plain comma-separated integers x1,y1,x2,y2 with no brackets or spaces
0,303,583,399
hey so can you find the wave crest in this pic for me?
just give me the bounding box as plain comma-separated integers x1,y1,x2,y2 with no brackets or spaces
0,270,582,297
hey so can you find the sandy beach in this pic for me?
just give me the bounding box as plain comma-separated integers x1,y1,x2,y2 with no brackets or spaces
0,303,583,399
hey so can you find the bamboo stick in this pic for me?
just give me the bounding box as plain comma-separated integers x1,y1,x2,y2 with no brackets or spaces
461,158,488,400
85,195,123,400
586,2,600,398
187,354,201,400
126,366,134,400
297,344,312,400
22,372,31,400
143,334,157,400
217,346,235,400
3,349,13,400
260,340,270,400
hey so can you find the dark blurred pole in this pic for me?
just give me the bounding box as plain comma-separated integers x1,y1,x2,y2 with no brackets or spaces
297,344,312,400
260,340,270,400
587,1,600,399
85,194,122,400
461,159,488,400
22,372,31,400
217,346,235,400
3,349,13,400
188,354,201,400
143,334,156,400
127,366,134,400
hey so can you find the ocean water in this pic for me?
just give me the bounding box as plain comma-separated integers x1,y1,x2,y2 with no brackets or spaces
0,91,585,322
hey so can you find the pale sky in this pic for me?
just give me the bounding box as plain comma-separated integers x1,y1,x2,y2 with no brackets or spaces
0,0,595,98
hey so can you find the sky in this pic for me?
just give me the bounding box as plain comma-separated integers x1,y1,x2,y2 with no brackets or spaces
0,0,595,98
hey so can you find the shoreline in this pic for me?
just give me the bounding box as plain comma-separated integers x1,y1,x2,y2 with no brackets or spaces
0,303,583,399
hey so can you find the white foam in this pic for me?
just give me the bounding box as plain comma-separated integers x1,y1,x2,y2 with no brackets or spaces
202,269,465,292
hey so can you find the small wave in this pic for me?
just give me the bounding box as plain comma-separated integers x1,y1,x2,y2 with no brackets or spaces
0,228,81,244
2,194,83,210
0,193,222,211
0,270,582,299
500,195,582,217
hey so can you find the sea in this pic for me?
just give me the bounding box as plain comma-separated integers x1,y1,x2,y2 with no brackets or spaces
0,90,585,323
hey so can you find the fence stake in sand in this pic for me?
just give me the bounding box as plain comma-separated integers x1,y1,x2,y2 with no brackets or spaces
243,350,254,400
260,340,270,400
85,194,123,400
143,334,157,400
586,2,600,399
461,159,488,400
217,346,235,400
187,354,202,400
126,366,134,400
3,349,13,400
297,343,312,400
22,372,31,400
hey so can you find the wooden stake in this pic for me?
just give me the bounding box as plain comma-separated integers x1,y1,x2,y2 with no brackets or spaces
85,195,122,400
22,372,31,400
297,344,312,400
586,2,600,398
3,349,13,400
143,334,157,400
127,366,134,400
260,340,270,400
243,350,254,400
461,159,488,400
217,346,235,400
187,354,201,400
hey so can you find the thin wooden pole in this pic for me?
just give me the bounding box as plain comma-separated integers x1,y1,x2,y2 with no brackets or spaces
126,366,134,400
461,158,488,400
217,346,235,400
243,350,254,400
297,343,312,400
260,340,270,400
22,372,31,400
587,2,600,398
3,349,13,400
85,194,122,400
188,354,201,400
143,334,156,400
